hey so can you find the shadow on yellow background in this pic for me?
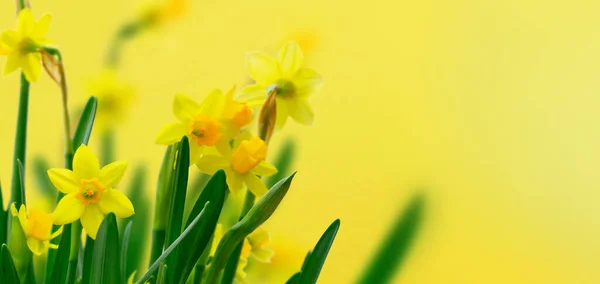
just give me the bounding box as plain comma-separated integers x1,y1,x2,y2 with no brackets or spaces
2,0,600,283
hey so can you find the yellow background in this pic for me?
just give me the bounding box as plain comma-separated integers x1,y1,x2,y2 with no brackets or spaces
2,0,600,283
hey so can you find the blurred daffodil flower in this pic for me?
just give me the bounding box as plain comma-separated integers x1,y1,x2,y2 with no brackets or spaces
140,0,188,28
239,41,323,128
86,69,135,130
47,145,134,239
10,204,62,256
196,133,277,196
221,86,254,139
156,91,230,163
0,9,53,82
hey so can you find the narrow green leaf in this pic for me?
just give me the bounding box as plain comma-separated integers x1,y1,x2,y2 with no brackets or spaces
16,160,26,206
123,166,151,278
8,204,32,281
175,170,227,284
184,172,211,223
66,221,82,283
204,173,297,284
286,272,301,284
298,219,341,284
0,181,6,245
81,237,94,284
136,202,210,284
156,264,167,284
31,156,57,202
1,244,20,283
165,137,190,283
49,223,71,284
122,221,133,283
10,73,30,209
356,194,425,284
72,96,98,149
90,213,121,284
266,139,295,188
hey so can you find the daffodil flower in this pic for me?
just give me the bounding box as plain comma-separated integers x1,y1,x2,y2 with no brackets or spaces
239,41,323,128
156,90,230,163
47,145,134,239
86,68,135,130
196,133,277,196
221,86,254,139
10,204,62,256
0,9,53,82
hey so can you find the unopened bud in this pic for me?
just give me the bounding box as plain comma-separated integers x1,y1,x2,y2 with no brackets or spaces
258,88,277,144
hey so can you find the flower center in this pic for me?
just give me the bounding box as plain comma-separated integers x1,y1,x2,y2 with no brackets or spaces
76,178,104,205
268,80,296,98
28,208,53,240
18,37,39,54
188,114,222,146
231,136,268,174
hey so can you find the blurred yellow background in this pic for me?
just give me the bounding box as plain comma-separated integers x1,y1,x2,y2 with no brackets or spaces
2,0,600,283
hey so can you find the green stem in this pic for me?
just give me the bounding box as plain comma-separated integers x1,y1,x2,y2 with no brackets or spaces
10,73,30,208
220,193,254,284
101,130,115,165
18,0,25,10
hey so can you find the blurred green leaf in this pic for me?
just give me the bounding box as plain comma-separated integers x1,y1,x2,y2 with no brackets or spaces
165,137,190,283
49,224,71,284
298,219,341,284
184,172,210,223
90,213,121,284
175,170,227,284
123,166,151,278
31,156,57,202
136,202,210,284
356,194,425,284
8,204,31,281
1,244,20,283
204,173,297,283
286,272,301,284
72,96,98,149
266,139,295,188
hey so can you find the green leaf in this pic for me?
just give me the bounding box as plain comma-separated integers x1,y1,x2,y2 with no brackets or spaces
49,223,71,284
298,219,341,284
123,166,151,278
184,172,211,223
286,272,301,284
31,156,57,203
122,221,133,283
266,139,295,188
10,73,30,209
136,202,210,284
72,96,98,149
204,173,297,284
356,194,425,284
0,181,6,245
90,213,121,284
16,160,26,206
175,170,227,284
8,203,32,281
0,244,20,283
81,237,94,284
164,137,190,282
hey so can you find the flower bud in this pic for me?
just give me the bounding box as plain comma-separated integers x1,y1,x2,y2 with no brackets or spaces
258,88,277,144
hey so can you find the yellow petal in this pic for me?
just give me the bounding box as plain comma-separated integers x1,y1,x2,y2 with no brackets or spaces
47,168,79,194
215,139,232,158
17,204,29,235
155,122,187,145
196,155,229,175
22,52,41,82
246,52,281,86
1,30,20,49
73,144,100,179
251,247,274,263
244,174,267,197
287,98,314,125
277,41,304,78
3,53,21,75
173,93,199,122
17,9,35,36
225,169,244,194
198,89,225,117
32,13,51,39
237,84,266,106
275,98,289,129
189,143,202,165
53,194,85,225
293,68,324,97
27,238,45,256
252,162,277,177
248,227,270,247
99,160,128,188
127,272,137,284
49,225,63,239
98,188,135,218
81,205,104,239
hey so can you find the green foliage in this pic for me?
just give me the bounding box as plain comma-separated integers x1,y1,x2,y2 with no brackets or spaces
72,96,98,149
90,213,121,284
123,166,151,278
356,194,426,284
49,224,71,284
1,244,20,283
297,219,341,284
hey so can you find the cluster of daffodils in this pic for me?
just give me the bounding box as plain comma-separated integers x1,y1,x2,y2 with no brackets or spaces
0,5,339,284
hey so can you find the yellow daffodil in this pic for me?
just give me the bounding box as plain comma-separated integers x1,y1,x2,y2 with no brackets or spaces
47,145,134,239
10,204,62,256
197,132,277,196
221,86,255,139
0,9,53,82
211,225,273,283
86,68,135,130
156,90,230,163
239,41,323,128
